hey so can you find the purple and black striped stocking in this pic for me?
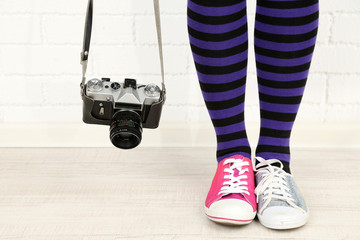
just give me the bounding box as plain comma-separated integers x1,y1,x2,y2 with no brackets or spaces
187,0,319,173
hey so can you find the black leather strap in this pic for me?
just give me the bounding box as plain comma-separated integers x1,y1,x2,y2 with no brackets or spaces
81,0,93,62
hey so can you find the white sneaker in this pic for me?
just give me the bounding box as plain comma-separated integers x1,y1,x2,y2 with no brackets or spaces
254,156,309,229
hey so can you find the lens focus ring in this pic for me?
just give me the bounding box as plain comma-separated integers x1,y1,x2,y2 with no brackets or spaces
109,111,142,149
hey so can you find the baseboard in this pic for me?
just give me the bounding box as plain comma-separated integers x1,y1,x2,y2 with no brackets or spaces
0,122,359,148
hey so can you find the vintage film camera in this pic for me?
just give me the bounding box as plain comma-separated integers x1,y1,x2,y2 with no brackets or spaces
80,0,166,149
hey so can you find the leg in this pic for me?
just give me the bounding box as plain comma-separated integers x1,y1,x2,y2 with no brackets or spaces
187,0,251,162
253,0,319,229
254,0,319,173
187,0,257,225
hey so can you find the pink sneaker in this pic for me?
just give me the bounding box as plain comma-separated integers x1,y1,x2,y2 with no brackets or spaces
204,154,257,225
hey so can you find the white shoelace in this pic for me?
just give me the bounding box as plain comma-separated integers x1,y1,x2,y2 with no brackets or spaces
254,156,294,205
218,158,250,196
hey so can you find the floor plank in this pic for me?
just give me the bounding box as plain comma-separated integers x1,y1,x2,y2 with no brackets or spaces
0,147,359,239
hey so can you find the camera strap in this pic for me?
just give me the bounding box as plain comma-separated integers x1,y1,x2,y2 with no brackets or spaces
80,0,166,98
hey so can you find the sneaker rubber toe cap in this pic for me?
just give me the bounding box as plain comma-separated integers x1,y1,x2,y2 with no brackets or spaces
258,206,309,229
205,199,256,223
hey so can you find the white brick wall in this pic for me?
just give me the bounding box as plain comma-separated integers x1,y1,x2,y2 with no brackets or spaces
0,0,359,123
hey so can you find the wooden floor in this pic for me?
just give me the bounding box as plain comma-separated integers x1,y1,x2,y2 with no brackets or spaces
0,147,359,240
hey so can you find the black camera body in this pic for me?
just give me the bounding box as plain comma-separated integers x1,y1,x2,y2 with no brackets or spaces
82,78,165,149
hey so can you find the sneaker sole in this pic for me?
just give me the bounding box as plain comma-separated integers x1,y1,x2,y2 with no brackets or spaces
257,211,309,229
205,214,254,225
204,205,256,225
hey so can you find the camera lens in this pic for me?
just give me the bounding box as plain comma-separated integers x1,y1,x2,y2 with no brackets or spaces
109,110,142,149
